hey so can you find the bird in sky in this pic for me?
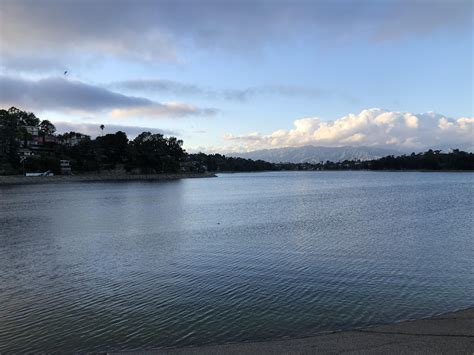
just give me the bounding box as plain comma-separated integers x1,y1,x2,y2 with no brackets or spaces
64,70,68,75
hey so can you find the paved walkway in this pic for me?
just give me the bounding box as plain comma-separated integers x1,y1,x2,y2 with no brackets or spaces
111,308,474,354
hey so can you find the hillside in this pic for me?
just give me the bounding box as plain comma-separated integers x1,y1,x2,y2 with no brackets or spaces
230,145,403,163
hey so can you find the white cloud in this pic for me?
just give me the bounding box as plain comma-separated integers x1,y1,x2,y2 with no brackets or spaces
404,114,419,128
222,108,474,152
457,117,474,130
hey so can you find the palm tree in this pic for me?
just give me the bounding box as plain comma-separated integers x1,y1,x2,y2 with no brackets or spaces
100,124,104,136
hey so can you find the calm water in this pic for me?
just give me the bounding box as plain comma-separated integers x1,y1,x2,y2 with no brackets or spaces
0,171,473,352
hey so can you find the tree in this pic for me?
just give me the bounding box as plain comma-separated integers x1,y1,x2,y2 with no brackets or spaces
128,132,185,173
95,131,129,166
67,138,99,172
5,107,40,127
0,108,20,170
39,120,56,135
100,124,104,136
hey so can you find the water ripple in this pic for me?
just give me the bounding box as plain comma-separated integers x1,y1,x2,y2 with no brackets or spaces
0,172,473,352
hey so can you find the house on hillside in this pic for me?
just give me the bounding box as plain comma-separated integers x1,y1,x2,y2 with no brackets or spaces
32,135,60,145
60,132,90,146
25,126,40,137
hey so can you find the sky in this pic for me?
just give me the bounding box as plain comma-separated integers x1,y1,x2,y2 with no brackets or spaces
0,0,472,153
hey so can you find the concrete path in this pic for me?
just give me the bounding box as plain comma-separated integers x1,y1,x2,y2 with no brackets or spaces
111,308,474,354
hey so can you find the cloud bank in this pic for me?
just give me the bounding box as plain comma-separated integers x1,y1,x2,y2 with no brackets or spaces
0,76,217,118
1,0,471,69
223,108,474,152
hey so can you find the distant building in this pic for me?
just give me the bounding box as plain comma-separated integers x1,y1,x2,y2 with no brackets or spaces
31,135,60,144
24,126,40,137
61,132,90,146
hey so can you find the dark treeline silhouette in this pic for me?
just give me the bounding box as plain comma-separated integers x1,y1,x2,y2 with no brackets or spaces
1,107,473,175
188,153,276,172
189,150,474,172
315,149,474,171
0,107,187,175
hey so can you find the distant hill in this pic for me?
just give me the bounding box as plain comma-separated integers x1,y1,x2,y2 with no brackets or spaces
229,146,403,163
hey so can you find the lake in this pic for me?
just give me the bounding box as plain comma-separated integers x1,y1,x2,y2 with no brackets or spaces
0,171,473,352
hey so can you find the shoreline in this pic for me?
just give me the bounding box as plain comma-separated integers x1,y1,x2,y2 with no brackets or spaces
109,307,474,354
0,170,471,186
216,169,474,175
0,172,217,186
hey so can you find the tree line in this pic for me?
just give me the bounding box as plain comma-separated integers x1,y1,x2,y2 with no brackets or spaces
312,149,474,171
188,150,474,172
1,107,473,175
0,107,187,175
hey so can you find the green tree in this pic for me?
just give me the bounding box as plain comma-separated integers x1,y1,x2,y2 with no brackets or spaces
7,107,40,127
95,131,129,167
40,120,56,135
128,132,185,173
68,138,99,172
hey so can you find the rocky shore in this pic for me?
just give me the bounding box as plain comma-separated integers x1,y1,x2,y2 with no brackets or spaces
0,172,217,186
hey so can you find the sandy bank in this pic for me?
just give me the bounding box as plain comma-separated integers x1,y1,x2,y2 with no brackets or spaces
0,172,217,186
110,307,474,354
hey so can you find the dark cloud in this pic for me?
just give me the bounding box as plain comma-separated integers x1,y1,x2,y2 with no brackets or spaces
1,0,471,69
0,76,150,111
0,76,218,118
55,121,178,139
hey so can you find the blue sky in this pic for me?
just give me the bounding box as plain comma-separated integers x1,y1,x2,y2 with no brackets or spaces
0,0,472,152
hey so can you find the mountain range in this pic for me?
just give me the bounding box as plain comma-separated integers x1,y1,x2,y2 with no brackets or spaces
230,146,404,163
